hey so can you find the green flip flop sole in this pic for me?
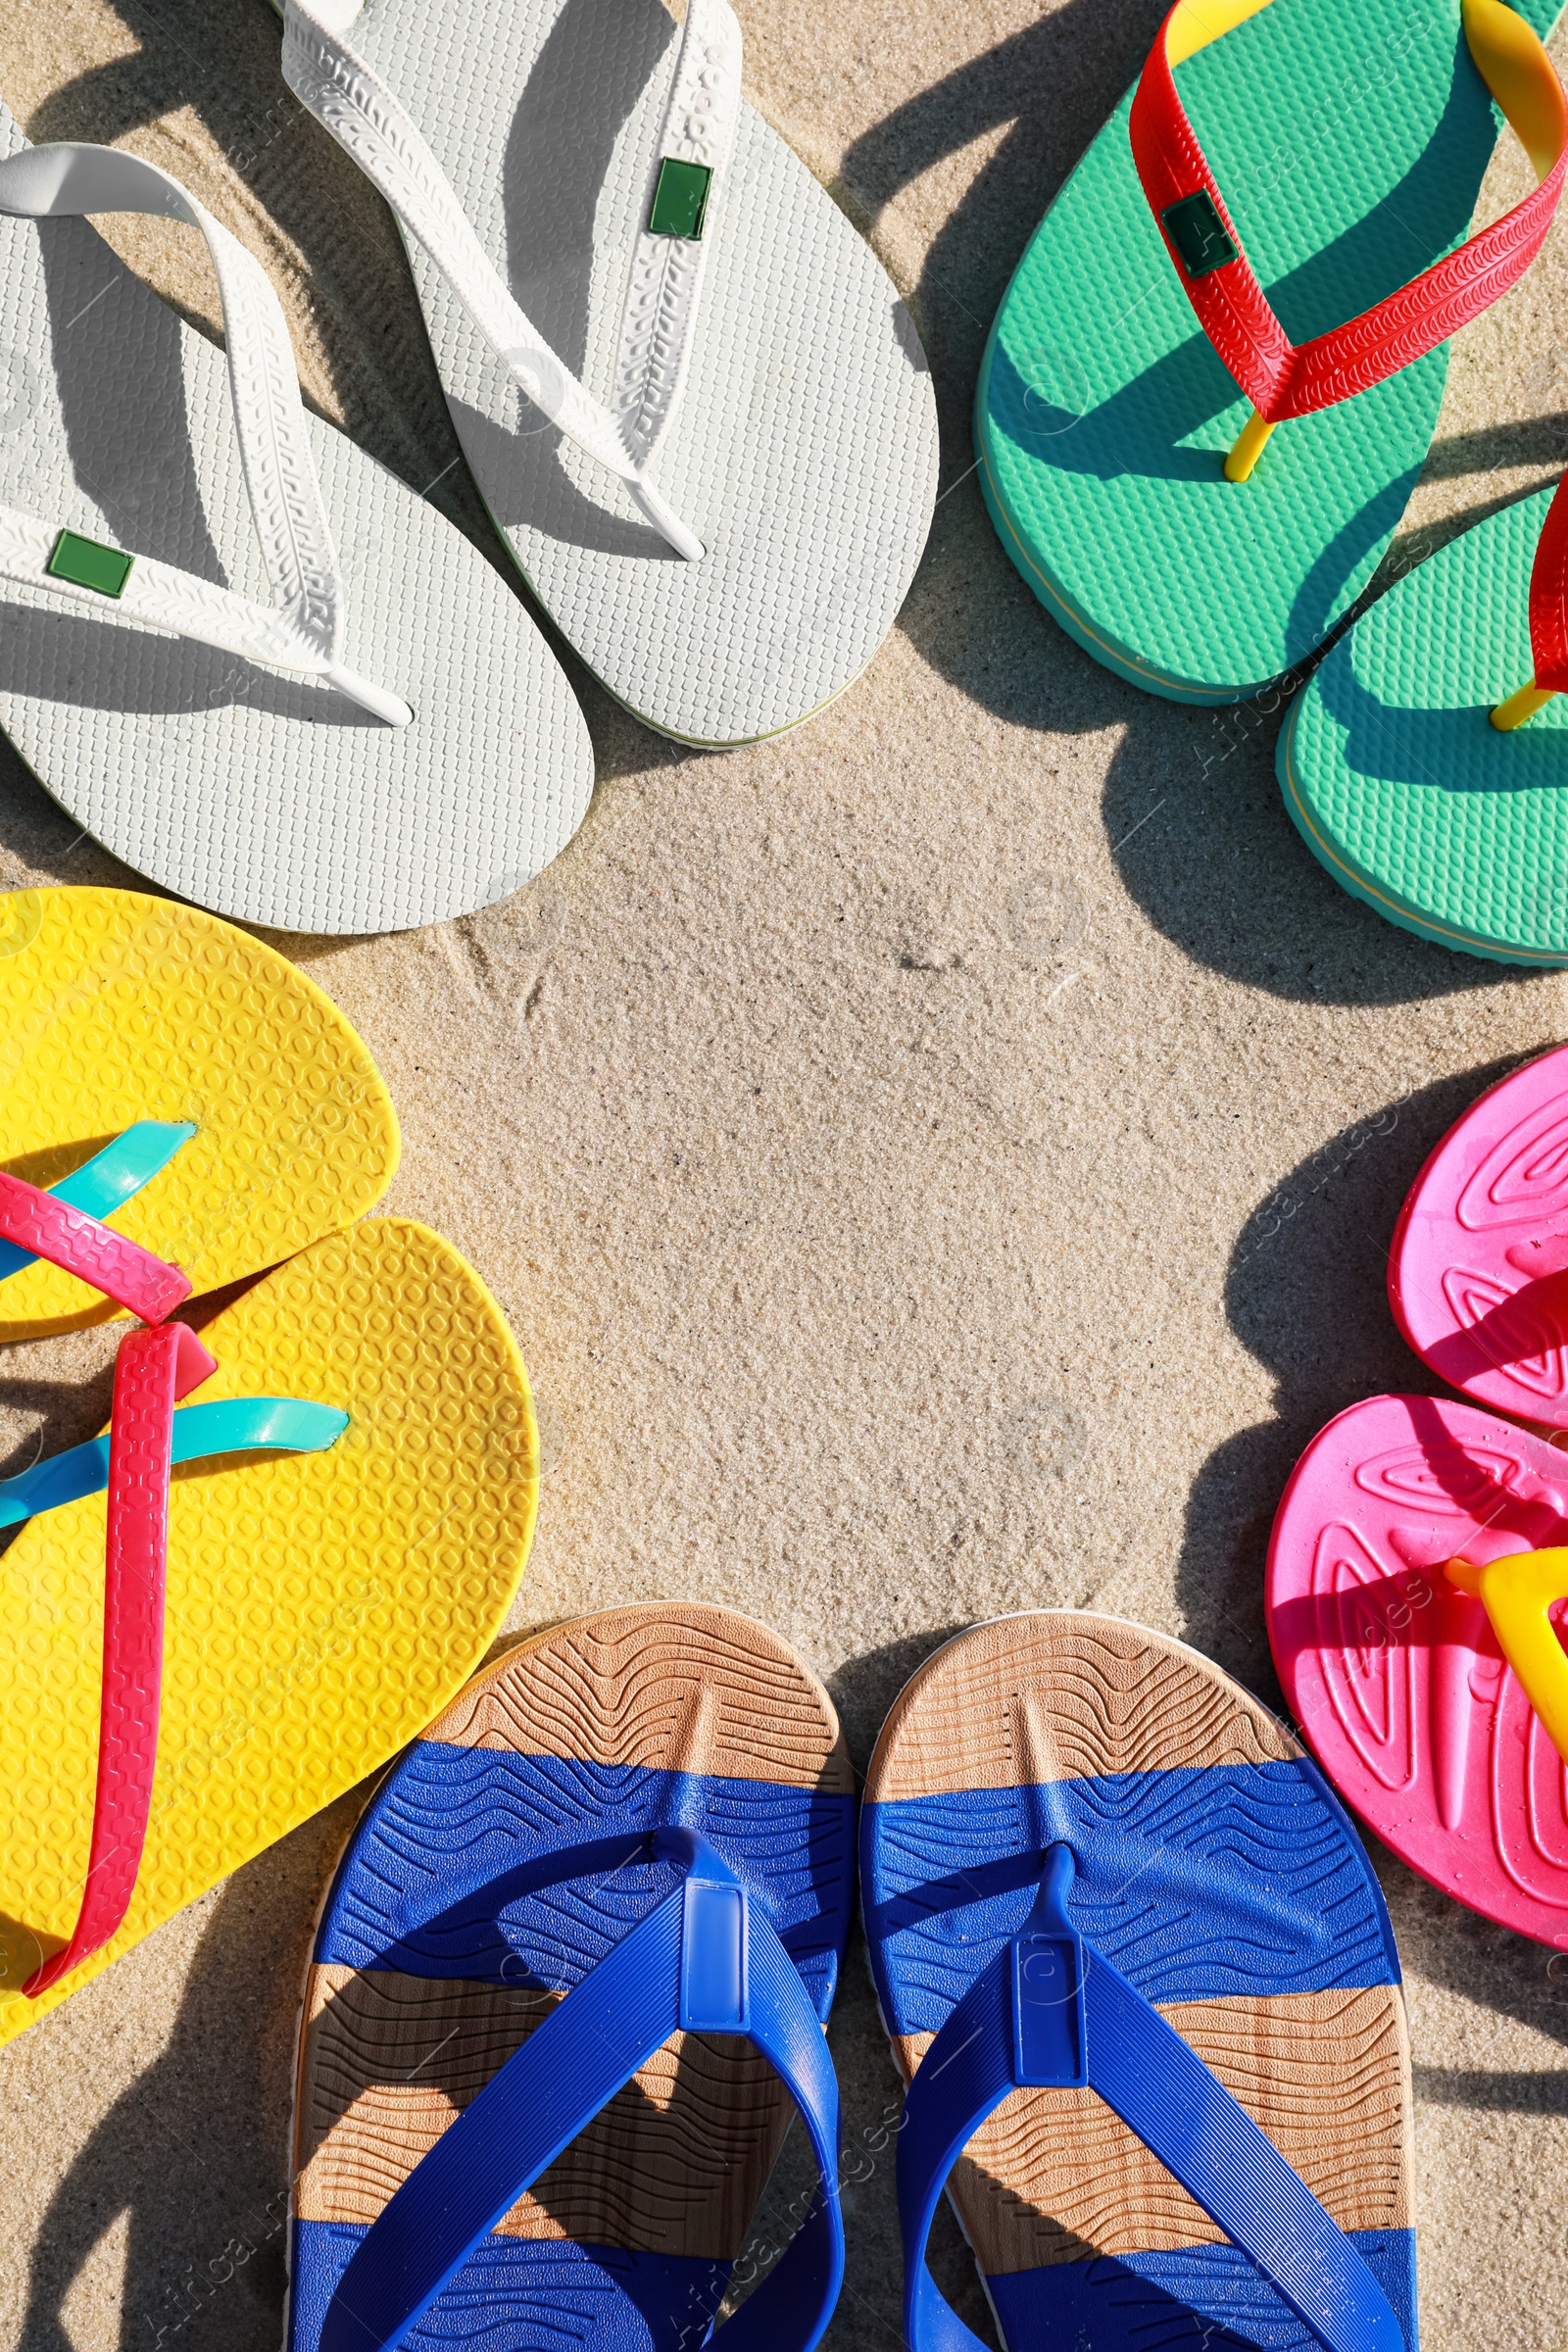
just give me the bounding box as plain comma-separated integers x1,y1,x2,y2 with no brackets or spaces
977,0,1561,704
1280,482,1568,962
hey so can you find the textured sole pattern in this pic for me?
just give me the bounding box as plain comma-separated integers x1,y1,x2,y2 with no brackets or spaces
863,1610,1291,1798
299,1966,791,2251
894,1987,1405,2268
0,1217,537,2044
0,102,592,933
976,0,1560,699
1268,1393,1568,1946
988,2232,1417,2352
0,885,398,1338
288,1606,857,2352
290,2229,726,2352
1389,1039,1568,1425
339,0,938,745
1280,485,1568,963
860,1612,1415,2349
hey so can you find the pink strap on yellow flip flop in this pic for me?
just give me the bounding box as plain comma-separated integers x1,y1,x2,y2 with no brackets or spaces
1130,0,1568,479
23,1320,218,1998
0,1168,191,1324
1444,1546,1568,1764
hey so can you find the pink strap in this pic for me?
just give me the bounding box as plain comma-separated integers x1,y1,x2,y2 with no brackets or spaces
0,1169,191,1323
24,1321,218,1999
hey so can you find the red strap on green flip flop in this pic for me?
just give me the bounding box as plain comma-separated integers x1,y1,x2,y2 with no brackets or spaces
1130,0,1568,423
1485,466,1568,724
23,1320,218,1998
0,1169,191,1323
1527,469,1568,689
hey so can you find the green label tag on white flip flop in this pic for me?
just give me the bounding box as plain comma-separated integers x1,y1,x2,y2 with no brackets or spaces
47,529,133,599
649,158,712,240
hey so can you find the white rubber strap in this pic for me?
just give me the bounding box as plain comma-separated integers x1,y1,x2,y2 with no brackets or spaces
0,141,410,724
281,0,744,563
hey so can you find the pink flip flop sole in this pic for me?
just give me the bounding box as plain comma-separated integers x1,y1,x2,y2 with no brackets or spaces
1267,1392,1568,1945
1390,1042,1568,1427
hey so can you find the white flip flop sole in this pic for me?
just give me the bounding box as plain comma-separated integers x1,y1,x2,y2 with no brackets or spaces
278,0,939,747
0,102,593,936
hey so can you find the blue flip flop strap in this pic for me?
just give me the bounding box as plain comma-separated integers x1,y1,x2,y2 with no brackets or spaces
896,1844,1404,2352
319,1827,844,2352
0,1121,195,1285
0,1397,348,1527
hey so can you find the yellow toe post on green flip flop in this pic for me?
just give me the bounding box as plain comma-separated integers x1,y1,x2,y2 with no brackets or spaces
1280,471,1568,960
978,0,1567,703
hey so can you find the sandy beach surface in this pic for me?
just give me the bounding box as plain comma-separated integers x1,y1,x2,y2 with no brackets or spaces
3,0,1568,2344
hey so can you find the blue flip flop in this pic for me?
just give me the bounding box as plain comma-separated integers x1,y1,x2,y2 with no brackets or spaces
860,1611,1417,2352
286,1605,858,2352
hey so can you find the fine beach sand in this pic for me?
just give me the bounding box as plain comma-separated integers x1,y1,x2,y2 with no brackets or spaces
3,0,1568,2345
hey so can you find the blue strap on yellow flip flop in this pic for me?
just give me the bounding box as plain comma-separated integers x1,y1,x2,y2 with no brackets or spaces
0,1396,346,1526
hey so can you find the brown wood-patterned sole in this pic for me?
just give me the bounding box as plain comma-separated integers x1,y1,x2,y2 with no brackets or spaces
293,1604,855,2263
862,1610,1414,2279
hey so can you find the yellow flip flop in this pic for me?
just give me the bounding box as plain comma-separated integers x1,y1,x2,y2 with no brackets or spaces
0,885,399,1342
0,1215,537,2046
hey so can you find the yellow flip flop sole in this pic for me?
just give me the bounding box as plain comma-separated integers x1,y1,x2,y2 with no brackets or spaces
0,1215,537,2046
0,886,399,1341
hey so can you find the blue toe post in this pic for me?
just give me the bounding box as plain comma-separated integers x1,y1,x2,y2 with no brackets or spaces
319,1828,845,2352
896,1844,1404,2352
1006,1843,1088,2088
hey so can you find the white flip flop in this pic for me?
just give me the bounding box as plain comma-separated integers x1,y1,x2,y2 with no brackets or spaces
0,117,593,935
273,0,939,747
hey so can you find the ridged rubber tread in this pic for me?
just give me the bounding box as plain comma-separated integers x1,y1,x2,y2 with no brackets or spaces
976,0,1563,703
0,1169,190,1325
297,1968,798,2248
0,886,399,1340
0,1215,538,2047
861,1612,1415,2342
1386,1039,1568,1422
288,1606,857,2348
1281,482,1568,960
1267,1392,1568,1945
308,0,939,746
0,101,592,933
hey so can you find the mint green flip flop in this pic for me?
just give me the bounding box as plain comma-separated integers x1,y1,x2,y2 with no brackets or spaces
1280,472,1568,961
977,0,1567,704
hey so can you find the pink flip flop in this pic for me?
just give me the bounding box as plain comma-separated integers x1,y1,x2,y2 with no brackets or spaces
1390,1042,1568,1427
1267,1391,1568,1945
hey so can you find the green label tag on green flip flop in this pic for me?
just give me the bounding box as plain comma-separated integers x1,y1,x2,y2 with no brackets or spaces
1159,190,1237,279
